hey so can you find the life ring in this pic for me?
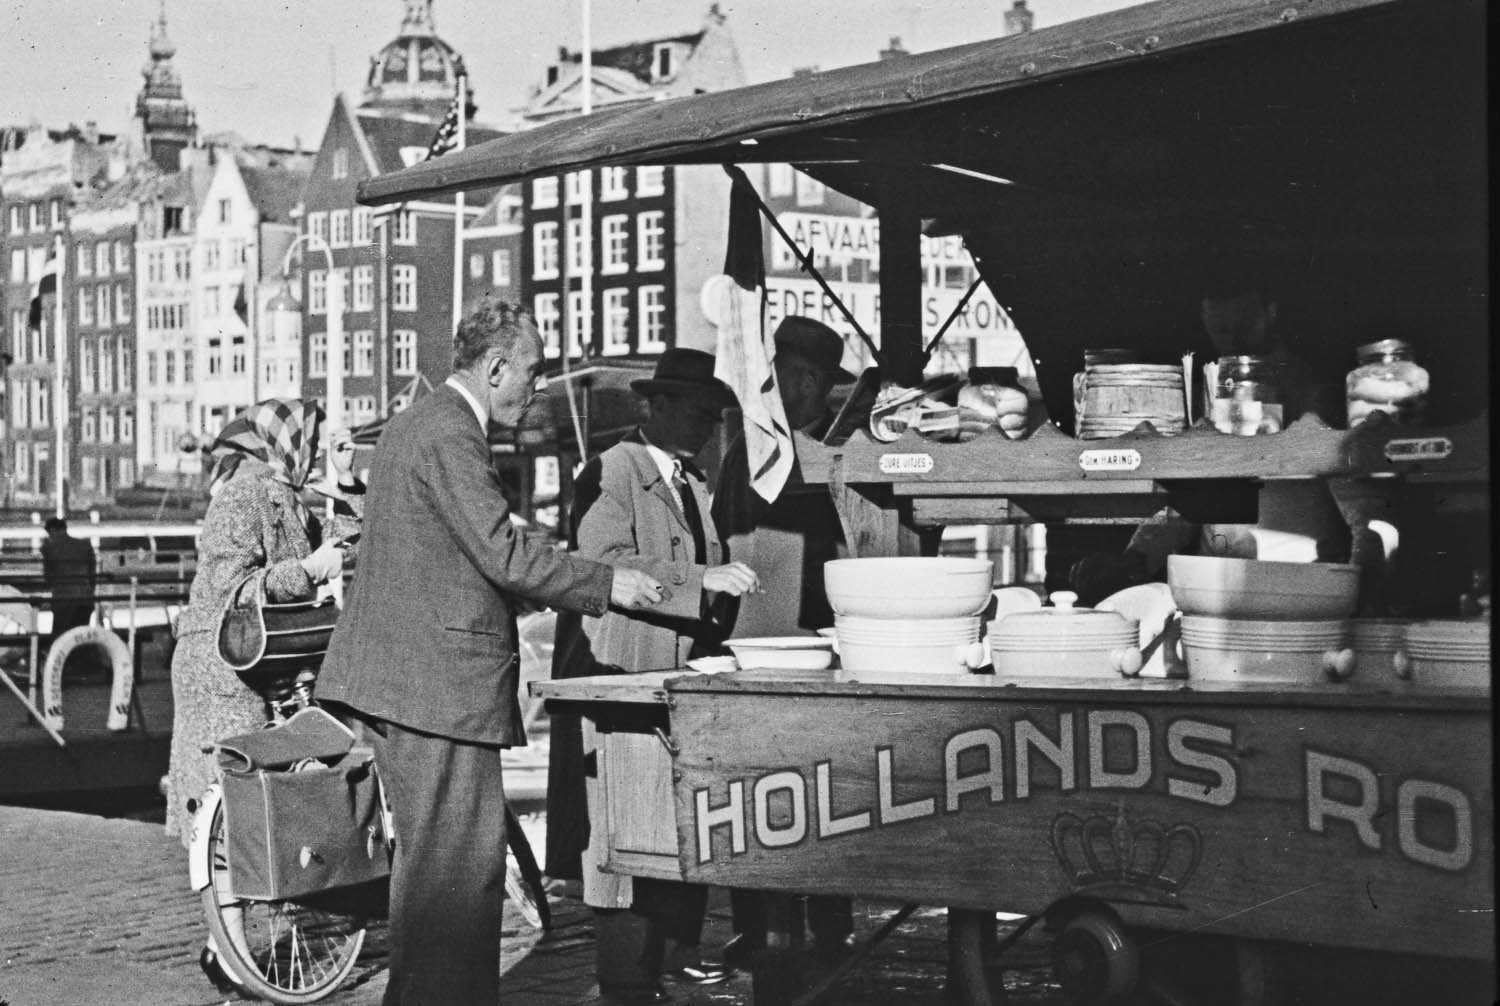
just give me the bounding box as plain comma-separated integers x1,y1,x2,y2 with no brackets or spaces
41,625,134,732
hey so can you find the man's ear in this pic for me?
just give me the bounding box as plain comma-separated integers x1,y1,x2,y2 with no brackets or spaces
485,350,507,386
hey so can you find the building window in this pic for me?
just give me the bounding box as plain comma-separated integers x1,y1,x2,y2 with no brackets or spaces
29,203,43,232
491,249,511,287
353,329,374,375
75,242,92,277
332,147,350,179
601,166,629,201
9,249,25,284
534,293,561,358
306,212,328,243
145,250,164,283
229,238,246,265
533,222,559,279
95,241,111,276
115,284,132,323
203,286,221,320
96,285,112,327
50,199,64,229
118,341,130,389
330,209,350,248
80,340,96,392
217,198,232,224
353,207,372,245
532,177,559,209
352,265,374,311
601,288,630,357
101,408,116,444
566,217,590,275
231,335,246,374
638,285,667,353
469,252,485,279
349,396,376,423
172,248,191,280
120,457,135,485
6,206,21,234
164,350,177,384
636,166,666,198
795,172,827,206
204,241,221,271
77,288,94,327
147,351,158,386
565,170,590,205
82,410,97,443
10,309,26,360
114,239,130,272
637,211,666,271
566,290,591,358
392,329,417,375
286,356,298,386
207,336,222,376
309,333,327,377
391,265,417,310
308,270,327,314
769,163,796,197
601,215,629,275
262,360,277,387
392,210,416,245
120,408,134,444
97,337,114,391
653,43,674,80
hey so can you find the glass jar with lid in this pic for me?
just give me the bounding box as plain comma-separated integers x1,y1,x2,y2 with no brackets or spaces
1346,339,1428,427
1212,355,1283,436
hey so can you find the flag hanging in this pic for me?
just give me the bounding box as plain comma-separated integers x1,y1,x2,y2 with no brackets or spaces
26,246,59,330
711,172,794,503
233,281,249,325
425,75,465,160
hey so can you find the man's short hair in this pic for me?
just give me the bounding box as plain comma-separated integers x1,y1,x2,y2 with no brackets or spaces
452,298,534,372
44,517,66,534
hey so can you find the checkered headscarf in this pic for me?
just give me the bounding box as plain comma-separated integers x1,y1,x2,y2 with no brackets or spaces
208,398,324,493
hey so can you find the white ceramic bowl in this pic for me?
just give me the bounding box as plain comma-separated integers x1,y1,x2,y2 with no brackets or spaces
726,636,835,671
1183,640,1356,683
839,639,977,674
1167,556,1360,620
825,558,994,619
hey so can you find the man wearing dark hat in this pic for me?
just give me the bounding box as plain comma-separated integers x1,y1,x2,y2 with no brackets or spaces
711,316,857,965
549,347,759,1003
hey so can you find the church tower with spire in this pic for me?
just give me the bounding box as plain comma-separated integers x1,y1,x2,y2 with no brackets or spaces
135,2,197,172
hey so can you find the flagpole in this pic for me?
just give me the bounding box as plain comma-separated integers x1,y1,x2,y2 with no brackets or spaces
51,234,66,519
451,73,467,335
579,0,593,364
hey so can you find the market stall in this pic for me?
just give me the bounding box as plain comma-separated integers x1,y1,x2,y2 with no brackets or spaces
360,0,1491,1001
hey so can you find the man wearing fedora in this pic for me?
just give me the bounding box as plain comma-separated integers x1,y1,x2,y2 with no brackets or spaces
711,315,858,965
550,347,760,1003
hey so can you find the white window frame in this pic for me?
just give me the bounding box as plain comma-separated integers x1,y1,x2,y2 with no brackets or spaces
80,339,96,393
565,170,590,205
533,293,561,359
352,207,372,245
75,242,91,277
600,166,629,202
392,329,417,376
308,270,328,314
8,249,24,284
96,284,112,327
532,177,559,209
636,165,666,198
115,284,131,325
332,147,350,180
566,217,590,276
533,222,559,280
469,252,485,279
217,198,232,224
638,284,667,353
491,249,511,287
113,239,129,272
391,265,417,311
77,288,94,327
352,264,374,311
329,209,351,248
601,288,630,357
95,241,111,277
101,408,116,444
795,172,827,207
637,211,666,272
309,332,328,377
566,290,591,358
230,335,247,375
601,215,629,275
392,210,416,245
204,241,221,272
769,163,796,197
306,212,329,244
353,329,374,376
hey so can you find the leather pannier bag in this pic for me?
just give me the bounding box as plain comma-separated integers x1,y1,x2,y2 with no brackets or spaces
216,708,390,901
218,572,339,680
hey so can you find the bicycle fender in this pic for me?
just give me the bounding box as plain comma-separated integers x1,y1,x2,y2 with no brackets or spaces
188,785,222,891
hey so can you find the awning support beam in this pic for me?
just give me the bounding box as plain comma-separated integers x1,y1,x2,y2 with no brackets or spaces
724,165,884,368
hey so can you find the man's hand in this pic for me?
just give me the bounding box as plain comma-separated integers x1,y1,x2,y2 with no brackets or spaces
329,429,356,481
611,568,669,610
703,562,760,597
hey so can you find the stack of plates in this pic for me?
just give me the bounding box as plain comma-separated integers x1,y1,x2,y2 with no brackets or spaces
836,614,981,674
1180,615,1352,683
1401,620,1490,689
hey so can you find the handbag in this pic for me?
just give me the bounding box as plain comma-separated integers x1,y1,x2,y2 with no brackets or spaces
218,570,340,679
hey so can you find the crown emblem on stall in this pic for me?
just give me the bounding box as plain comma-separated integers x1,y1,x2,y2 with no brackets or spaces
1048,803,1202,904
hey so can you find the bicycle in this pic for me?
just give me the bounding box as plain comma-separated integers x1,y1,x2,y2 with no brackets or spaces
188,671,550,1004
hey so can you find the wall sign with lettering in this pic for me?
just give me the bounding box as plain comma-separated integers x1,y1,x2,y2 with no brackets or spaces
1384,437,1454,463
879,453,935,475
1078,448,1143,472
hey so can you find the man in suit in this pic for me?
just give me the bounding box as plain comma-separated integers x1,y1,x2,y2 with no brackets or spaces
550,348,759,1004
41,517,97,640
317,299,667,1005
711,316,857,965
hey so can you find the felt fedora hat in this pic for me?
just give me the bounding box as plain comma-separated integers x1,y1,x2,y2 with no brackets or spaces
773,316,858,384
630,348,738,408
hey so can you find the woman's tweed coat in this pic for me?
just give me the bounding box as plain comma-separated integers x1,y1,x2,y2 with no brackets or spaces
163,461,359,845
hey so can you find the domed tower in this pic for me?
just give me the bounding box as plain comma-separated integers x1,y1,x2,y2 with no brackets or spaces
135,1,197,171
362,0,473,116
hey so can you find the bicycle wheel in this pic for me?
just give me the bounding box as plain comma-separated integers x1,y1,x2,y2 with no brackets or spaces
198,790,369,1004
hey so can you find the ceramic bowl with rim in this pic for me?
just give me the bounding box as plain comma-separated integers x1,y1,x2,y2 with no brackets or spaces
725,636,836,671
824,557,994,619
1167,555,1360,620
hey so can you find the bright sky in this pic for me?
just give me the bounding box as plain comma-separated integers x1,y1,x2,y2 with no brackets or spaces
0,1,1140,152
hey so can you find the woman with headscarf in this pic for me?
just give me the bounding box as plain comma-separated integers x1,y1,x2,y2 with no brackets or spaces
163,399,362,990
